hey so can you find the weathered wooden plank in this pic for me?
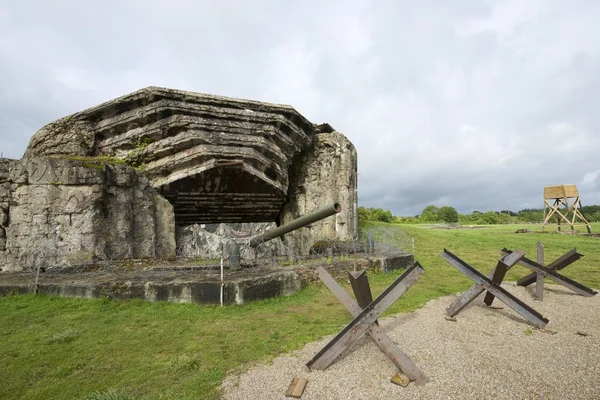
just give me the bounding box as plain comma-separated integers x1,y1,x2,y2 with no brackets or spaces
391,372,411,387
285,378,308,398
442,249,549,328
307,264,424,371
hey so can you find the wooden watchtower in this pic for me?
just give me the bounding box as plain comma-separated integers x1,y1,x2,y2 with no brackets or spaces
542,184,591,233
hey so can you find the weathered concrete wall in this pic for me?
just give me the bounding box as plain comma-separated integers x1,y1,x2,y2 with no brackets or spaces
0,159,16,254
0,157,175,272
293,253,414,287
280,126,358,254
0,254,411,304
175,222,285,259
0,268,302,305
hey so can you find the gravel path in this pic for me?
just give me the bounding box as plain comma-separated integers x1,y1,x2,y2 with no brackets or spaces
221,283,600,400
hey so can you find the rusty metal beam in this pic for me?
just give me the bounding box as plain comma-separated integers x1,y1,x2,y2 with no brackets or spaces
514,249,583,287
501,249,597,297
482,261,509,306
307,264,425,374
347,270,377,325
315,267,427,384
536,242,544,300
442,249,549,328
446,250,524,316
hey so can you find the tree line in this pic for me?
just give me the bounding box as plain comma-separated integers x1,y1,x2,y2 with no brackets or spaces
358,205,600,225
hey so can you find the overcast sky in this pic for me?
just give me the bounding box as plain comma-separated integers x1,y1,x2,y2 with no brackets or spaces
1,0,599,216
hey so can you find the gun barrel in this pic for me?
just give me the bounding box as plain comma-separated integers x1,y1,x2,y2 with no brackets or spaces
248,203,342,248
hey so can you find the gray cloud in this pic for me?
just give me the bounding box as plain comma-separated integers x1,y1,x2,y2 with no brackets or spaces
1,0,599,215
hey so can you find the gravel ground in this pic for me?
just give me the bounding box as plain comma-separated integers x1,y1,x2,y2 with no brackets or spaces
221,283,600,400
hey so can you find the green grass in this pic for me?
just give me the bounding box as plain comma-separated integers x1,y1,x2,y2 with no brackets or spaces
1,222,598,399
49,155,128,170
397,222,600,290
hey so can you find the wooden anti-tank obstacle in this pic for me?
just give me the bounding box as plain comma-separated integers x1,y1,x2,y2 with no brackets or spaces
442,249,550,328
542,184,591,233
307,264,428,386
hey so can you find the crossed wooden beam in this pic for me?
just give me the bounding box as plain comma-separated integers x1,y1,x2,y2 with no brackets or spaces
441,249,550,328
306,264,428,385
501,244,597,300
543,196,591,233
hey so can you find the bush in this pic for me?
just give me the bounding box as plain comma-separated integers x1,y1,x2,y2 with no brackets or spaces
438,206,459,223
419,205,439,222
482,211,499,224
517,209,543,223
357,206,394,223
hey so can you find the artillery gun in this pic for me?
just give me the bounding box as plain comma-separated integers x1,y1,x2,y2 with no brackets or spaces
227,203,342,269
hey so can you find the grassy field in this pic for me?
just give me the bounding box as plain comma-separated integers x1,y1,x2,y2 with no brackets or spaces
1,223,598,400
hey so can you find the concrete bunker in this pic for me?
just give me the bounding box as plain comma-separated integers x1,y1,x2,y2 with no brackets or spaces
0,86,359,272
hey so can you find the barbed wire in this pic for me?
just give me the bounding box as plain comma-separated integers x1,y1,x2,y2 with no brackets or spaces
362,226,412,256
14,225,414,290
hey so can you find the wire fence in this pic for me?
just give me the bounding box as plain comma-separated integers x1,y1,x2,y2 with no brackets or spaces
213,225,415,270
8,225,415,293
